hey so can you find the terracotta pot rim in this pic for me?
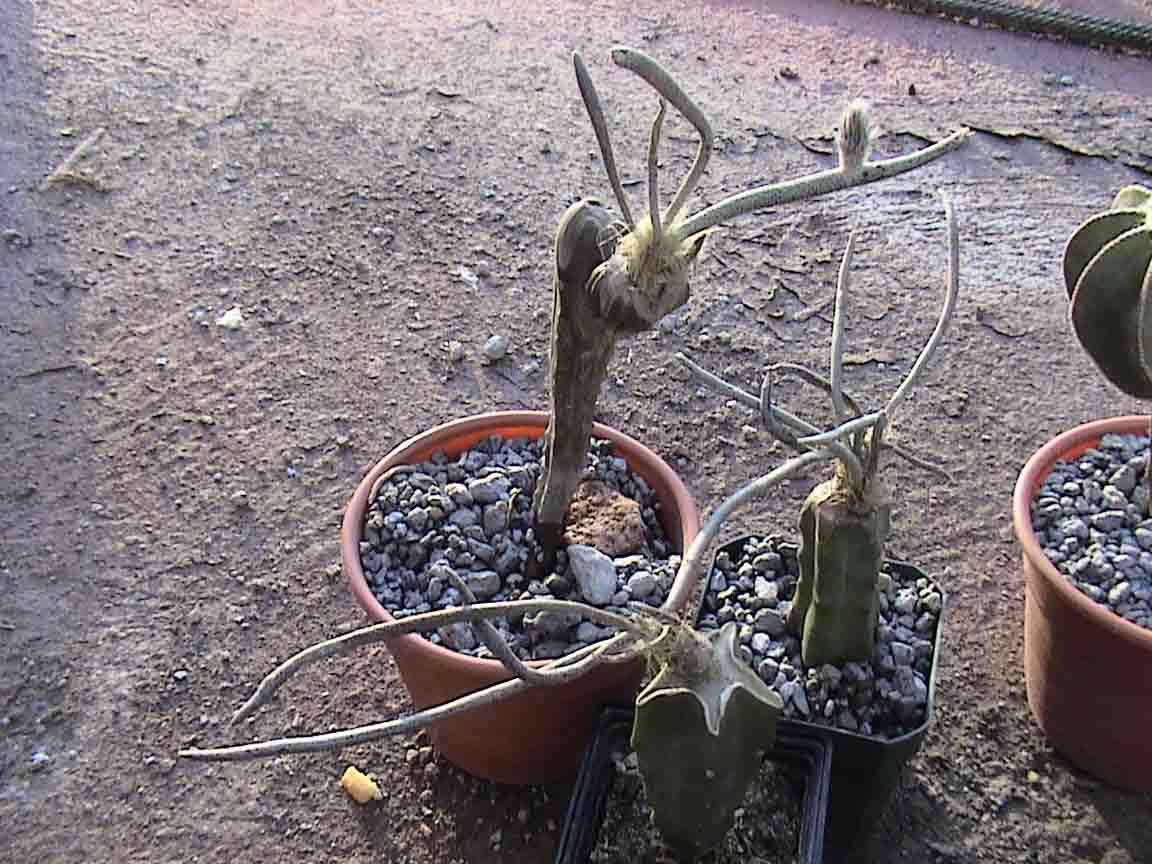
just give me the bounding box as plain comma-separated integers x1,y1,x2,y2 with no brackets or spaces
1012,414,1152,648
340,410,701,678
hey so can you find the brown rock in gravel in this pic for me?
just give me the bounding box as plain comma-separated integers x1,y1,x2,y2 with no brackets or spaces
562,480,647,557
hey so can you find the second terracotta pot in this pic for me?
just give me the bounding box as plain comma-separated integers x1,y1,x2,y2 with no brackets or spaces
342,411,700,785
1013,415,1152,791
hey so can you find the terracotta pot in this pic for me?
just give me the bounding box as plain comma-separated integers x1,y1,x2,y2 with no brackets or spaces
341,410,700,785
1012,415,1152,791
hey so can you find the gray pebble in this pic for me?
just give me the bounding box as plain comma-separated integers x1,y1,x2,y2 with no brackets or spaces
526,611,572,639
919,591,942,614
1102,486,1129,509
753,608,787,636
1111,465,1139,494
494,546,521,576
752,552,782,572
483,334,508,361
754,577,779,605
576,621,606,643
786,681,811,716
893,590,918,616
468,474,510,505
442,622,478,651
483,501,509,536
449,508,479,529
465,570,500,600
820,664,842,689
891,642,915,666
568,545,617,606
626,570,657,599
445,483,473,506
544,574,572,597
1109,581,1132,605
533,640,569,660
758,658,780,681
1090,510,1127,532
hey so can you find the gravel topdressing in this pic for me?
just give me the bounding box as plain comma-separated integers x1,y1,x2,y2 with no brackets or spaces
360,435,679,660
361,437,942,739
698,536,941,739
1030,433,1152,631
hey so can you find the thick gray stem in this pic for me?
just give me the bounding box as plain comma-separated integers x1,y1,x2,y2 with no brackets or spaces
535,201,622,553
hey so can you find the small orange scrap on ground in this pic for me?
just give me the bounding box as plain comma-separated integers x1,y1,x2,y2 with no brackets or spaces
340,766,382,804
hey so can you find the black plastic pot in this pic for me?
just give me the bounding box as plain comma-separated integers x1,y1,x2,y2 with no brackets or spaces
703,536,947,864
555,704,831,864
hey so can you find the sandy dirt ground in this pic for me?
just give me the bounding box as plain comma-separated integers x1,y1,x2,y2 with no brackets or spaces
3,0,1152,862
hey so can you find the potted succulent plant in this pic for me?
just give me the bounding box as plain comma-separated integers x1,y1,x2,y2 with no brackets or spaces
1012,184,1152,792
671,189,959,860
179,45,970,859
553,705,833,864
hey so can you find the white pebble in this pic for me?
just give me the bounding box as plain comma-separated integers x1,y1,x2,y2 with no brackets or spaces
216,306,245,329
483,334,508,361
568,545,617,606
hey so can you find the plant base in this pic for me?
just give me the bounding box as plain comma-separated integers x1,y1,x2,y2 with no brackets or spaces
702,536,946,863
555,705,830,864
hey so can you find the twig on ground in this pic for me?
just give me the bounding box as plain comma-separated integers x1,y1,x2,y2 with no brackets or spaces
41,127,107,190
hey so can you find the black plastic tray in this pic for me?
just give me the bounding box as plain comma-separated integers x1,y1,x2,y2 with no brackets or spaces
554,704,831,864
700,536,947,864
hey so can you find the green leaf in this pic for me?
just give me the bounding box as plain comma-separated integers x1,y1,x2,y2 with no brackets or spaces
1070,227,1152,398
1063,211,1145,299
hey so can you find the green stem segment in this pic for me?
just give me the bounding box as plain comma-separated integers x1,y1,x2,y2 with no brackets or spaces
787,473,891,667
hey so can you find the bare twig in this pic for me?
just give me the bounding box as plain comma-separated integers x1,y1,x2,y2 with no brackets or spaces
885,193,960,417
16,363,79,380
675,352,817,437
678,352,864,487
181,635,643,762
865,413,887,479
447,572,629,686
764,362,949,480
673,128,970,240
228,599,643,724
758,367,800,449
768,362,864,418
610,46,713,224
797,411,886,448
886,441,952,482
792,296,835,323
830,230,857,422
648,99,667,241
573,52,634,228
41,127,106,190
